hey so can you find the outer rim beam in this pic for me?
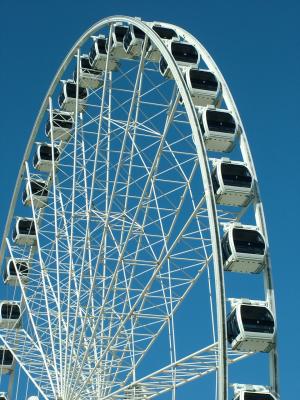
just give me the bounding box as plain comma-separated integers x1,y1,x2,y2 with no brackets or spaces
0,15,227,400
0,15,279,400
165,22,279,395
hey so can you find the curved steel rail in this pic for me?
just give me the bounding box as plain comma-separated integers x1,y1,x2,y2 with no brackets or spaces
164,22,279,395
0,15,279,400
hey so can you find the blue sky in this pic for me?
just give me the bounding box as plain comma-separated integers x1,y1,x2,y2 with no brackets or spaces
0,0,299,398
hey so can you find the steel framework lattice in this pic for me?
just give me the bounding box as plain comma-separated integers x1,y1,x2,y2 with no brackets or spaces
0,16,279,400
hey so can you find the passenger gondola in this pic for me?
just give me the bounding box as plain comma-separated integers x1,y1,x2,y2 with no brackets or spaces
22,179,49,208
89,35,119,71
12,218,37,246
33,143,60,172
159,41,200,79
233,388,277,400
0,393,8,400
211,159,254,207
4,258,29,285
0,347,14,374
123,25,146,58
184,68,221,107
110,24,130,59
145,24,179,62
198,106,238,152
45,110,74,142
222,224,266,273
73,55,104,89
58,80,88,113
227,301,275,352
124,384,145,400
0,302,21,328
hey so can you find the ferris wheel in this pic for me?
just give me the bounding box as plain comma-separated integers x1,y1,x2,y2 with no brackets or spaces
0,15,279,400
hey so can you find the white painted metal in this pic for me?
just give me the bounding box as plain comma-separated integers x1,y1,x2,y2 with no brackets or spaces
197,106,238,152
33,143,60,172
0,346,14,374
184,68,221,107
232,384,277,400
4,258,29,285
222,223,266,273
228,300,275,352
169,22,279,393
22,179,48,209
90,35,120,70
0,302,21,329
212,158,254,207
159,40,200,79
110,24,131,59
145,23,179,62
59,80,88,112
75,55,104,89
45,109,74,142
123,24,145,57
12,218,36,246
0,15,279,400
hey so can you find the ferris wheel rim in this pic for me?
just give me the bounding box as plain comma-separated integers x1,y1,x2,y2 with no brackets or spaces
0,14,278,400
0,17,228,400
153,20,279,393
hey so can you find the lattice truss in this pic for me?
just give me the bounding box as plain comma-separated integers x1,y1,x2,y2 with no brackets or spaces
0,43,249,400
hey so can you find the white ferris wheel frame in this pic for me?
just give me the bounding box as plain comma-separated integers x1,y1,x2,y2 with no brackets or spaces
0,15,279,400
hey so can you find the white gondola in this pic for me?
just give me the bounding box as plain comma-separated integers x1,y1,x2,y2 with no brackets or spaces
12,218,36,246
89,35,119,71
74,55,104,89
233,386,277,400
184,68,221,107
159,41,200,79
145,24,179,62
58,80,88,113
198,106,238,152
110,24,130,59
45,109,74,142
124,384,146,400
222,223,266,273
0,393,8,400
227,300,275,352
232,384,277,400
33,143,60,172
211,159,254,207
27,397,39,400
123,25,146,58
4,258,29,285
22,179,48,208
0,346,14,374
0,302,21,328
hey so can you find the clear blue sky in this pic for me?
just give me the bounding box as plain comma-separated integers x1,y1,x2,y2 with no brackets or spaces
0,0,299,398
